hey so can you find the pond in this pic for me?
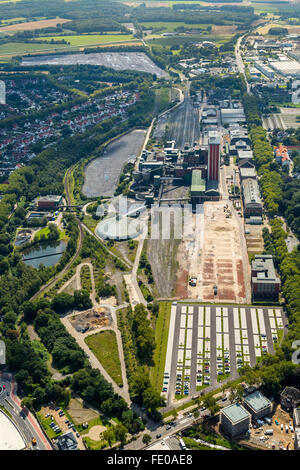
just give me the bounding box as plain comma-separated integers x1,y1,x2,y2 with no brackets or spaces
22,239,67,268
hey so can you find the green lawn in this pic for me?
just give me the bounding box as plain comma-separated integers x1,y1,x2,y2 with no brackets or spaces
35,34,134,46
34,225,66,241
83,215,98,233
155,86,171,113
85,330,123,387
149,301,172,393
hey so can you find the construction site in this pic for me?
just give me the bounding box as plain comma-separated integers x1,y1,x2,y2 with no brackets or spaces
69,306,112,334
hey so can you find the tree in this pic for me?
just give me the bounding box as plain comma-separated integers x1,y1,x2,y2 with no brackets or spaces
114,424,127,445
229,384,244,403
103,428,115,448
142,433,152,446
202,395,220,416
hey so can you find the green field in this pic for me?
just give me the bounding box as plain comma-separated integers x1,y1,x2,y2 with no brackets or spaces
34,225,66,242
35,34,135,46
0,41,68,56
149,301,172,393
85,330,123,387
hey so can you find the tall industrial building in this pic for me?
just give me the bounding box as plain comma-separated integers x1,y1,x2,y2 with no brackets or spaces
208,130,220,181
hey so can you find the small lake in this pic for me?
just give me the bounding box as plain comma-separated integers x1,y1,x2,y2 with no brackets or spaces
22,240,67,268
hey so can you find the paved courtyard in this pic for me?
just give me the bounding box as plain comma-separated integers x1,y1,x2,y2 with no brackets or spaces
163,303,287,406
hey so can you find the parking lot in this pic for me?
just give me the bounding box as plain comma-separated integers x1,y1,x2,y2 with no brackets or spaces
39,405,85,450
163,303,286,405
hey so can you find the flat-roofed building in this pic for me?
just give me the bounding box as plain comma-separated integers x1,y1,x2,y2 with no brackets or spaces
191,169,205,204
237,150,254,162
240,166,257,181
270,59,300,77
36,194,62,210
0,410,26,450
220,403,251,438
56,431,77,451
251,254,281,300
243,390,272,420
221,108,246,125
242,178,262,217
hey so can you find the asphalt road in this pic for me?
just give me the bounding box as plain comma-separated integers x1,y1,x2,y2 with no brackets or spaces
0,375,51,450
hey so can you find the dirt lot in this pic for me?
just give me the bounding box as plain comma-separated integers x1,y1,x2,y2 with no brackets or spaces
69,307,112,332
176,201,246,302
86,425,107,441
0,18,71,32
67,397,99,425
245,223,265,254
248,404,295,450
211,25,237,35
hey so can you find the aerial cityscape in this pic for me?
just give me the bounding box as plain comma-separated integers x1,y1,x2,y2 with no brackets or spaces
0,0,299,457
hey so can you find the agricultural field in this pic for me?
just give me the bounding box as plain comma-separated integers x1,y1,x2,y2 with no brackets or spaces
84,330,123,387
141,21,211,32
256,21,300,35
34,33,135,47
0,17,71,32
0,41,68,56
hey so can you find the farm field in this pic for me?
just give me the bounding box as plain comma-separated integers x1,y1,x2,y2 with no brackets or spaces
34,33,135,46
0,17,71,31
141,21,211,32
256,22,300,35
84,330,123,387
0,41,69,56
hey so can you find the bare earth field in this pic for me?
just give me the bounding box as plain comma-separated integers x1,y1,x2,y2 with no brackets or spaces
67,397,99,425
199,202,246,303
0,18,71,32
211,25,237,35
175,202,247,302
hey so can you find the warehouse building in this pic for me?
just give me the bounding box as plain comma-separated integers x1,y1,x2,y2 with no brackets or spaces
269,59,300,77
220,403,251,438
239,166,257,182
190,169,206,204
243,390,272,421
220,108,246,125
251,254,281,300
254,61,275,79
36,195,62,210
237,150,254,163
241,178,262,217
